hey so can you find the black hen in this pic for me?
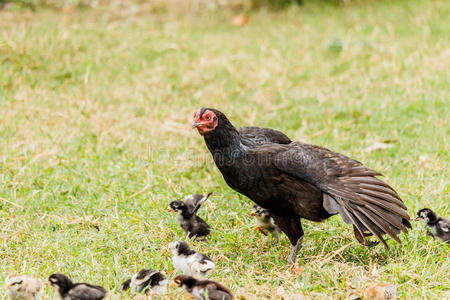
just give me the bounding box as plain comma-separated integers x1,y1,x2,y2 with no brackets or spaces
192,108,411,263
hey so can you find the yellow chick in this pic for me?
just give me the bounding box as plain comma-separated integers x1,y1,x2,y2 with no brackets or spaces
5,274,43,300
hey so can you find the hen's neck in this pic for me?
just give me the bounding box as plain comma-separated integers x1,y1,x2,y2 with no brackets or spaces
203,122,241,152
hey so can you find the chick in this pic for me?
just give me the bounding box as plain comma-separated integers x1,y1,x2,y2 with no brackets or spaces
121,269,168,295
169,193,212,239
416,208,450,243
5,274,43,300
48,273,107,300
169,240,215,278
250,205,281,240
174,275,233,300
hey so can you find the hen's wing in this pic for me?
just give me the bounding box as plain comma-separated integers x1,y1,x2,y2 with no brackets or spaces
185,193,212,214
68,284,107,300
254,141,411,247
239,126,292,144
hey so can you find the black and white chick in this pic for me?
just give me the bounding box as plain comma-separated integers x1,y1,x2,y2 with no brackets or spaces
416,208,450,243
174,275,233,300
169,240,215,278
169,192,212,239
250,204,281,240
121,269,168,295
5,274,43,300
48,273,107,300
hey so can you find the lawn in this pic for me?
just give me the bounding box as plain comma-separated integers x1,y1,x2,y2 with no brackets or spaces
0,0,449,298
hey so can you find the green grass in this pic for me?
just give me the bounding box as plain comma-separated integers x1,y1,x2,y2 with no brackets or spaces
0,0,449,298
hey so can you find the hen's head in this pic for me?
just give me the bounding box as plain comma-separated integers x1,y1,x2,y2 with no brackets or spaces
192,108,223,135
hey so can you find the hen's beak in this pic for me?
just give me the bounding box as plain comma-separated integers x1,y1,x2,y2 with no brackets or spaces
191,121,199,128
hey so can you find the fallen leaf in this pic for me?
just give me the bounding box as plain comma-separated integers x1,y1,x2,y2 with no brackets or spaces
362,284,396,300
288,263,305,276
364,142,394,152
183,294,195,300
232,14,249,26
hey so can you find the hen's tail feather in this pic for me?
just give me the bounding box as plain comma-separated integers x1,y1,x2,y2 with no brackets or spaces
347,166,382,177
344,176,406,209
356,206,401,243
334,197,369,234
359,183,402,201
365,204,409,233
353,209,388,247
327,177,410,247
359,187,406,209
347,176,397,192
358,194,409,220
403,218,412,228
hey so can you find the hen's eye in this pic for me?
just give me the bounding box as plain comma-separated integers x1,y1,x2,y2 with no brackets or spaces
205,115,210,120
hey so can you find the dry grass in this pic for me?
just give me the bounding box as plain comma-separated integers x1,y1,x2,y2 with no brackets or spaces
0,0,449,299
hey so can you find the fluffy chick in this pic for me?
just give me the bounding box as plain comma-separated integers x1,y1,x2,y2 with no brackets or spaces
250,205,281,240
121,269,168,295
5,274,43,300
48,273,107,300
174,275,233,300
169,240,215,278
416,208,450,243
169,193,212,239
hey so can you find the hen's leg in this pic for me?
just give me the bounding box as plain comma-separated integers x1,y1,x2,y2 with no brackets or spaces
270,213,304,264
288,236,304,264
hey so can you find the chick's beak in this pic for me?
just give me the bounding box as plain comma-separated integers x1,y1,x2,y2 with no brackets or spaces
414,216,422,221
168,206,173,212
